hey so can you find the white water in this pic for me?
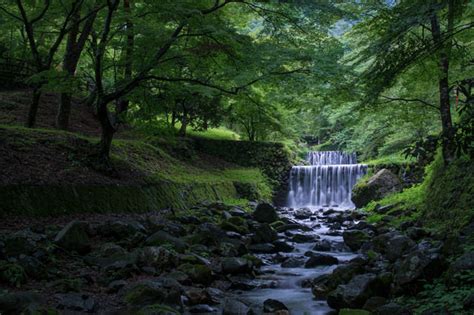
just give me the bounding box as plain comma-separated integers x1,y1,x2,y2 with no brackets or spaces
287,151,367,209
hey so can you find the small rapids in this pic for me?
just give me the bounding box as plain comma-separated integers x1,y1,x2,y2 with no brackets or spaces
235,151,366,314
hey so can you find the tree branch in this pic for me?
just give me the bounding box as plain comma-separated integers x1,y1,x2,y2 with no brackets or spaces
380,95,438,110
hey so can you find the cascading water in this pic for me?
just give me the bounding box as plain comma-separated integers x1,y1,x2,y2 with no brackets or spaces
287,151,367,209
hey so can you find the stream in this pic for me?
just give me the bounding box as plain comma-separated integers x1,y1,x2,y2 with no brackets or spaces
234,151,367,314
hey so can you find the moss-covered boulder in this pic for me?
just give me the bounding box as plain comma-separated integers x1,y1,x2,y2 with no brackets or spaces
177,263,213,285
54,221,91,254
352,169,402,208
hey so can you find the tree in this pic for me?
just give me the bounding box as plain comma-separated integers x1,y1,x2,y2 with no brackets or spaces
56,1,101,130
354,0,474,164
0,0,100,127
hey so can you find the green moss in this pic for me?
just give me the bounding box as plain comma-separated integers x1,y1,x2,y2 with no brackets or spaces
363,151,473,233
137,304,180,315
0,125,273,215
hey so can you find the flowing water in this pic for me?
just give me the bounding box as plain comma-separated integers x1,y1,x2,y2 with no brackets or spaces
236,151,366,314
287,151,368,209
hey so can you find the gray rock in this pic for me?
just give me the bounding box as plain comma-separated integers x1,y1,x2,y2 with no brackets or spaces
253,203,279,223
363,296,388,311
249,243,277,254
450,252,474,274
313,239,332,252
263,299,289,313
97,220,147,239
327,273,387,309
107,280,127,293
294,208,313,219
54,221,91,254
394,247,446,291
372,232,415,262
3,230,43,257
136,246,178,271
188,304,217,313
281,257,305,268
121,278,183,307
0,291,43,315
222,298,252,315
145,231,187,252
221,257,251,274
343,230,370,251
273,240,294,253
252,223,278,244
56,293,97,313
305,254,339,267
352,169,402,208
291,233,316,243
374,302,412,315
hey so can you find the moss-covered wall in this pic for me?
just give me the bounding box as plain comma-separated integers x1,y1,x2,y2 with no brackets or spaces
0,181,252,216
192,138,293,189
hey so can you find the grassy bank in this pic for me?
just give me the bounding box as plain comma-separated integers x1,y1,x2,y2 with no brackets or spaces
0,125,272,215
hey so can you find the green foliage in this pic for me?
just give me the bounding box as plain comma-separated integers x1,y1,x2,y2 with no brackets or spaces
0,261,27,287
402,273,474,315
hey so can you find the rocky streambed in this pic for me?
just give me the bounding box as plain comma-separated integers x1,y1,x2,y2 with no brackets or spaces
0,202,473,314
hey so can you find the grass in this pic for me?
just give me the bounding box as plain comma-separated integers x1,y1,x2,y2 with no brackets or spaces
187,127,240,140
363,150,473,233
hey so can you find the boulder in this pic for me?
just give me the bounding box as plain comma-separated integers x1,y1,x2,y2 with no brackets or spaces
394,247,446,292
222,298,252,315
145,231,187,252
305,254,339,267
343,230,370,251
3,230,43,257
449,252,474,274
291,233,316,243
252,223,278,244
184,288,213,306
97,220,147,239
294,208,313,219
0,291,43,315
374,302,411,315
54,221,91,254
249,243,277,254
253,203,279,223
313,239,332,252
363,296,388,312
352,169,402,208
122,278,183,307
178,263,213,285
281,257,305,268
273,240,294,253
221,257,251,275
372,232,415,262
327,273,387,309
263,299,289,313
56,293,97,313
136,246,178,271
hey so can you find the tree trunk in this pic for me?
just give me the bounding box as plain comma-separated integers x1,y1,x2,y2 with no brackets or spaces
26,87,41,128
431,9,455,164
179,115,188,137
96,99,116,168
56,5,98,129
116,0,134,116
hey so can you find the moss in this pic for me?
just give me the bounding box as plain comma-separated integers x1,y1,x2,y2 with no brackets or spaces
0,125,273,215
137,304,180,315
364,152,473,233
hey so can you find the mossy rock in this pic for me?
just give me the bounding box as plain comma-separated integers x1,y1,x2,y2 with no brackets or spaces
177,263,213,285
137,304,181,315
339,309,372,315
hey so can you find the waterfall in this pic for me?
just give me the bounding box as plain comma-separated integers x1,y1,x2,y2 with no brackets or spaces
287,151,367,209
